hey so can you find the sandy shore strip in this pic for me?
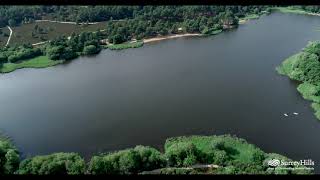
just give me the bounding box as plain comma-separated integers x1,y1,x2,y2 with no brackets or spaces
305,12,320,16
143,33,202,44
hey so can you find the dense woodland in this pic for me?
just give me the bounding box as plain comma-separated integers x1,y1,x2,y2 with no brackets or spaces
0,6,271,28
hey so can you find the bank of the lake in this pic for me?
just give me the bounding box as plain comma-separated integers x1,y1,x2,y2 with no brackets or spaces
0,33,210,73
272,7,320,16
276,41,320,121
2,12,320,173
0,134,312,175
239,14,260,24
0,56,64,73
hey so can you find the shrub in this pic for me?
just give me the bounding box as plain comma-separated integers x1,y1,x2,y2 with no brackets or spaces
17,153,85,175
88,146,165,174
165,142,201,167
83,45,100,55
0,137,20,174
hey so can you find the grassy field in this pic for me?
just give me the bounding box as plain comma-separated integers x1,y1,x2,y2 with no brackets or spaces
272,7,311,15
275,53,301,76
0,56,64,73
104,41,144,50
9,21,108,46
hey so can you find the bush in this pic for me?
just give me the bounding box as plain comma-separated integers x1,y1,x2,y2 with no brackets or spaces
0,54,8,64
61,47,78,60
17,153,85,175
303,41,320,55
88,146,165,174
212,150,229,165
0,137,20,174
46,46,64,60
7,47,42,63
83,45,100,55
118,150,141,174
165,142,201,167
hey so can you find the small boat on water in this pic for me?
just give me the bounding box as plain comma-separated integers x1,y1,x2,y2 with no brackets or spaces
284,113,288,117
293,112,299,115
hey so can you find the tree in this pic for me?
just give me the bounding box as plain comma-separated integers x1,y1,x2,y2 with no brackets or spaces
83,45,99,55
165,142,201,167
111,34,125,44
17,153,86,175
3,149,20,174
118,150,140,174
46,45,64,60
8,19,16,27
0,138,20,174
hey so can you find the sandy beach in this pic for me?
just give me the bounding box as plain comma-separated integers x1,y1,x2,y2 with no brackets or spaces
143,33,202,44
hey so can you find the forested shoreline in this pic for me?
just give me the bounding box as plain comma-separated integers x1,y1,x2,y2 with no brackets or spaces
277,41,320,120
1,6,320,73
0,134,312,175
0,5,271,73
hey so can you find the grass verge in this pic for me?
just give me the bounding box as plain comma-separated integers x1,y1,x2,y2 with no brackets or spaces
271,7,311,15
104,40,144,50
0,56,64,73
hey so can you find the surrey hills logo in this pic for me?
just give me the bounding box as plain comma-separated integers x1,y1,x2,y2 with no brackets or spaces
266,158,315,171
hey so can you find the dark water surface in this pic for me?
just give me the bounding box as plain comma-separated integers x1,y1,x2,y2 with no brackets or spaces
1,12,320,172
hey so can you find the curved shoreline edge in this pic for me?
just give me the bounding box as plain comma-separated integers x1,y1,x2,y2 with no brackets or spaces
276,42,320,121
0,134,312,174
143,33,202,44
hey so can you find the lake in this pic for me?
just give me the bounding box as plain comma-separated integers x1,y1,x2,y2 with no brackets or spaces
1,12,320,172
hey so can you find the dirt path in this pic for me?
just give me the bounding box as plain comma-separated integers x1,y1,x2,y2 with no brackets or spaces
35,19,125,25
35,20,98,25
5,26,12,47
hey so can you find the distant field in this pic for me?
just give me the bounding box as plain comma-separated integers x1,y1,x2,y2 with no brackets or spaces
272,7,310,15
0,27,10,47
9,21,109,46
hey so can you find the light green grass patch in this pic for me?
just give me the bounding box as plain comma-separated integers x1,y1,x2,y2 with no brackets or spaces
104,40,144,50
272,7,310,15
276,53,302,76
0,56,64,73
165,135,263,164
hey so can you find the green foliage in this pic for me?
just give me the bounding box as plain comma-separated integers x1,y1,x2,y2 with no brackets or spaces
0,134,312,175
277,41,320,120
303,41,320,55
0,137,20,174
106,41,144,50
0,45,42,63
17,153,86,175
165,142,202,167
83,45,100,55
88,145,165,174
0,56,63,73
118,150,141,174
